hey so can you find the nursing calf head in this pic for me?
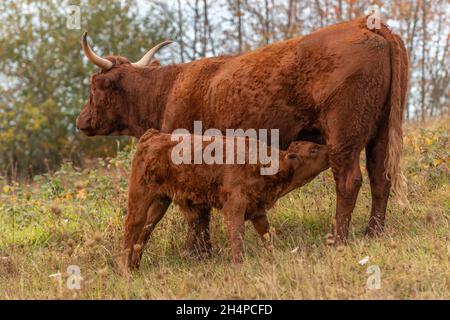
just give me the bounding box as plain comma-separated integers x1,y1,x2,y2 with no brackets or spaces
279,141,329,195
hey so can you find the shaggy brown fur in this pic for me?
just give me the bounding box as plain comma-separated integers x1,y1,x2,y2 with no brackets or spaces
77,16,409,246
119,130,329,273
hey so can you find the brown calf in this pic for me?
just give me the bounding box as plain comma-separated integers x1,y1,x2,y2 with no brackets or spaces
120,129,329,274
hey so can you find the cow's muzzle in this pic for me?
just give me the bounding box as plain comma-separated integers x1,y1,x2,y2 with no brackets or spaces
76,113,94,135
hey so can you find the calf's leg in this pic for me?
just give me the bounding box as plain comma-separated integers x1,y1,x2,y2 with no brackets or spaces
183,206,212,257
120,190,155,275
222,193,247,263
251,213,273,249
130,196,171,268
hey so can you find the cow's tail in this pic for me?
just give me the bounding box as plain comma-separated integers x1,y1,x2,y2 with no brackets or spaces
375,22,410,207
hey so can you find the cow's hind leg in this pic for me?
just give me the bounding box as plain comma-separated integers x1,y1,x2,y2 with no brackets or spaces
329,148,363,243
324,96,370,243
130,196,171,268
322,70,388,243
365,120,390,237
325,113,364,243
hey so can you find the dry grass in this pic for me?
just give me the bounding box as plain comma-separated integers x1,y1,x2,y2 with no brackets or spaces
0,119,448,299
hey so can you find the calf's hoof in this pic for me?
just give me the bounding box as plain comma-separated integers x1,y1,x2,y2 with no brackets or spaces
231,254,244,264
184,246,212,259
365,219,384,237
116,248,135,277
184,240,212,259
365,226,384,238
325,233,347,246
117,261,131,278
262,228,276,251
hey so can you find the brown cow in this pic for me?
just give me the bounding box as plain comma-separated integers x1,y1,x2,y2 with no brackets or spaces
77,17,409,250
120,129,329,273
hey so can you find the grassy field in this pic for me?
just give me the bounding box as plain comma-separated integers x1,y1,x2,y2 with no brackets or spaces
0,119,448,299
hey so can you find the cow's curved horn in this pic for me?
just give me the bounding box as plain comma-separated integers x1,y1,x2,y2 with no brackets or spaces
82,32,113,70
131,40,173,68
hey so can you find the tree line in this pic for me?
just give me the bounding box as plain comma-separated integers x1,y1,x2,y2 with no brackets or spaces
0,0,448,179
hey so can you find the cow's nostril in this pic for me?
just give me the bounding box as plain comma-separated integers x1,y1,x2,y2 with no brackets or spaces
76,116,91,131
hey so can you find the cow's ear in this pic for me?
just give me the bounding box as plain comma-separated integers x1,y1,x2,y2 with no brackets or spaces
149,60,161,67
94,75,111,90
94,72,120,90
